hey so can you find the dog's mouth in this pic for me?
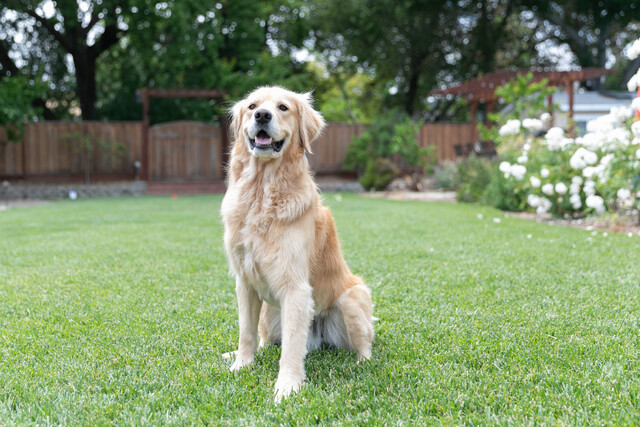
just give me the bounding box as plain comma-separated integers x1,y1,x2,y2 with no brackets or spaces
249,130,285,152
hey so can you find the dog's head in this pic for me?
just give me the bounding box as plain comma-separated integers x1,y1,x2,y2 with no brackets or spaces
230,86,325,160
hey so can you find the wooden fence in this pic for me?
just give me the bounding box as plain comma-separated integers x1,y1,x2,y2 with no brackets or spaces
0,121,476,181
308,123,367,173
419,123,477,163
0,122,143,180
150,121,223,181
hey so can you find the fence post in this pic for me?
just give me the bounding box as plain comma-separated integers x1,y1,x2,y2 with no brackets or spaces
21,127,27,179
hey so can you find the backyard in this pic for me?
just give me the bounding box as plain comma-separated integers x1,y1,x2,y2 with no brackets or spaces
1,195,639,424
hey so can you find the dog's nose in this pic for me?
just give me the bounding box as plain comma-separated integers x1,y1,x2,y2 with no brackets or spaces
254,109,272,124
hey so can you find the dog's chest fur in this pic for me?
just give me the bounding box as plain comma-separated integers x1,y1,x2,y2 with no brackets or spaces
221,163,317,304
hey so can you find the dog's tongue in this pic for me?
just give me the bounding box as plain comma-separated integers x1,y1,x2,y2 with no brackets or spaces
255,135,272,146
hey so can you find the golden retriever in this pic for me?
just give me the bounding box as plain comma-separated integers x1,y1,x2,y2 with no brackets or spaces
220,86,374,402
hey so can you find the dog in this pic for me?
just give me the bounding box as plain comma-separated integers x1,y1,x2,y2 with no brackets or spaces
220,86,374,402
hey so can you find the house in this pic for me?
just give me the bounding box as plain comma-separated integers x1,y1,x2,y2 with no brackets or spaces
552,89,635,135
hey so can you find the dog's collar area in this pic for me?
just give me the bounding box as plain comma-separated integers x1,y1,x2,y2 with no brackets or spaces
249,130,285,152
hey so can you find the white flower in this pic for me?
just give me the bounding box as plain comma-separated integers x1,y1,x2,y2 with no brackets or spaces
584,180,596,196
632,121,640,138
540,168,550,178
527,194,551,214
530,176,541,188
510,164,526,180
499,161,511,173
582,164,607,181
627,69,640,92
577,132,605,151
601,154,614,167
603,128,632,150
499,119,521,136
617,188,631,200
586,195,606,214
582,166,597,179
570,183,581,195
632,97,640,112
517,154,528,164
499,161,526,180
537,197,552,214
540,112,551,126
570,147,598,170
546,127,563,140
610,106,633,122
523,118,544,133
523,142,531,151
587,114,618,134
542,183,554,196
545,127,572,151
570,193,582,209
636,148,640,159
571,176,583,185
555,182,568,195
627,39,640,60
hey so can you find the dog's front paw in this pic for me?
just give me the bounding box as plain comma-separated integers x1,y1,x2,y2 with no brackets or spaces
223,351,254,372
274,373,304,403
221,350,238,361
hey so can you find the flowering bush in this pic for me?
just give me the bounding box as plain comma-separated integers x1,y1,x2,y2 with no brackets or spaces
486,39,640,219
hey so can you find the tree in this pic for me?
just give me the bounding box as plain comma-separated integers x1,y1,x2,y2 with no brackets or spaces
1,0,140,120
95,0,315,123
526,0,640,89
311,0,462,116
0,75,46,144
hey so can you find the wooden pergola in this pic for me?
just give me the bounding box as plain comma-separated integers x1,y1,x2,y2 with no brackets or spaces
135,88,228,181
429,68,616,140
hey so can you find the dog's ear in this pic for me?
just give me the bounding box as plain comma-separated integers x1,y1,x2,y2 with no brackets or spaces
298,92,326,154
229,100,244,144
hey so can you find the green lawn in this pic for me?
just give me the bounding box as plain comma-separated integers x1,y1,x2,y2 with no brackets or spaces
1,194,639,424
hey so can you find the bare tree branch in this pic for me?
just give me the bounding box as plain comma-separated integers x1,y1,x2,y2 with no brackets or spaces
0,39,20,77
25,10,74,52
89,23,124,61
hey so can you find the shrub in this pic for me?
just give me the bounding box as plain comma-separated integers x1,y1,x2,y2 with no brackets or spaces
344,110,434,190
482,164,529,212
460,42,640,220
433,162,457,190
344,112,399,175
359,158,399,191
454,155,492,203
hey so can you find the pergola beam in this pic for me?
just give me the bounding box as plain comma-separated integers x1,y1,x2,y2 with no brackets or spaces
429,68,616,142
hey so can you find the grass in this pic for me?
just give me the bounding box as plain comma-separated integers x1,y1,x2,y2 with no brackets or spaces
1,194,639,424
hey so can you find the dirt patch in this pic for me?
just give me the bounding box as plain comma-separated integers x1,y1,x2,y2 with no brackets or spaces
0,200,53,211
362,190,457,203
507,211,640,235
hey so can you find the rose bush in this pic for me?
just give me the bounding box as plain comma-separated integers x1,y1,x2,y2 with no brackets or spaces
482,38,640,219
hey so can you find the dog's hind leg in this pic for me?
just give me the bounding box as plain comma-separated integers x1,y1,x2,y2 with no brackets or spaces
258,302,282,347
336,281,374,361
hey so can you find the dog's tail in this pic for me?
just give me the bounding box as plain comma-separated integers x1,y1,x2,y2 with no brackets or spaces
336,277,374,360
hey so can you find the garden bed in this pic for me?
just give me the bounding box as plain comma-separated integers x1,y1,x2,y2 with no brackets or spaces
0,180,147,200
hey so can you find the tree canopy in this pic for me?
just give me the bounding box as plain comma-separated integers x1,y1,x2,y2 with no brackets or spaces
0,0,638,122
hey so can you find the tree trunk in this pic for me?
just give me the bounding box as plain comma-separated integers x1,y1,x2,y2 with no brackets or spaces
405,57,423,116
73,52,96,120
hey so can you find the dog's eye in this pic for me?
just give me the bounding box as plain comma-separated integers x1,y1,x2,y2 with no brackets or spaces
248,103,257,110
279,104,288,111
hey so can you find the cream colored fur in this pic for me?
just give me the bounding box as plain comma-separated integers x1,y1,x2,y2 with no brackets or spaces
220,86,374,402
